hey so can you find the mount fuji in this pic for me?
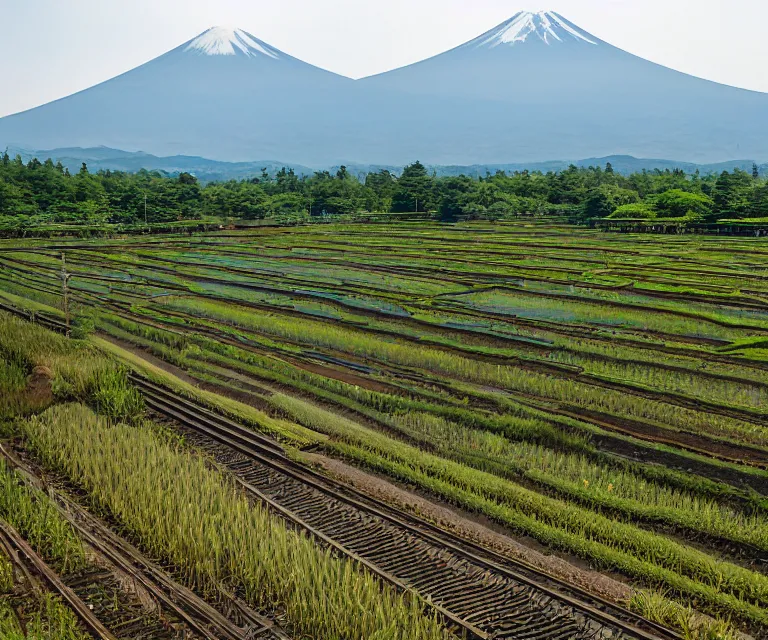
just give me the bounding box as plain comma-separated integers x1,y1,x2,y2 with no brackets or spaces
357,10,768,163
0,27,359,165
0,14,766,166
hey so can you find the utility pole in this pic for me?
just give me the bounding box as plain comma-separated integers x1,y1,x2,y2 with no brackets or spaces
415,198,419,213
308,190,312,217
144,193,148,225
60,253,71,336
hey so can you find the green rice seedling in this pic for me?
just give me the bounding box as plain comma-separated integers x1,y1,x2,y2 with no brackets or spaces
550,347,768,412
20,403,452,640
0,551,13,594
628,591,738,640
88,367,144,421
628,590,683,629
0,360,27,393
173,332,586,450
25,593,90,640
0,600,24,638
0,359,34,420
154,297,768,448
389,412,768,550
461,289,761,340
0,593,90,640
0,460,85,574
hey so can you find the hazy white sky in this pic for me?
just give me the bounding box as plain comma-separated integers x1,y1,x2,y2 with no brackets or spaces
0,0,765,117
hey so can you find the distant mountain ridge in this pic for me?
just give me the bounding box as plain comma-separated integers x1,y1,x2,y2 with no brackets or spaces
1,13,766,165
6,146,315,182
7,146,762,183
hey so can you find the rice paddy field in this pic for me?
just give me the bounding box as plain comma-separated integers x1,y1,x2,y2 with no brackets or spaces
1,219,768,638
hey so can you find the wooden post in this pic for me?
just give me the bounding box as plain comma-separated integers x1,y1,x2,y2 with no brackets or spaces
61,253,71,335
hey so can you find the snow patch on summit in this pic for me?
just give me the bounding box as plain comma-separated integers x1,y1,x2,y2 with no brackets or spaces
185,27,280,58
477,11,598,47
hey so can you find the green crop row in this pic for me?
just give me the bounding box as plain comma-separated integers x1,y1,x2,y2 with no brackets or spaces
156,296,768,449
0,592,89,640
0,461,85,574
246,390,768,628
19,403,452,640
97,310,768,544
0,312,143,421
387,412,768,550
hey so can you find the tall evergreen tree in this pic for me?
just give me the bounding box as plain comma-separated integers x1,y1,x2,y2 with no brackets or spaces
392,161,433,213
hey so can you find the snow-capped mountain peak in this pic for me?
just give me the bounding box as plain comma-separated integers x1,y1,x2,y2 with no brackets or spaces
185,27,280,58
474,11,598,48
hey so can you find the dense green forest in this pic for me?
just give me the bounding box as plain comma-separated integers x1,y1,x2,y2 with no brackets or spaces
2,151,768,229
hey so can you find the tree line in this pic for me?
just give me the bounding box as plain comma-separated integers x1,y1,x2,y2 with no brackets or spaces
2,151,767,228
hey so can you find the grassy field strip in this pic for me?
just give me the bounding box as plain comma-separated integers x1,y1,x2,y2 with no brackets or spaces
0,461,86,576
134,282,768,410
456,289,760,338
187,358,768,556
141,294,768,421
0,289,65,318
147,296,768,454
91,336,323,449
94,308,768,506
5,223,768,638
0,457,94,640
92,328,768,629
18,403,453,640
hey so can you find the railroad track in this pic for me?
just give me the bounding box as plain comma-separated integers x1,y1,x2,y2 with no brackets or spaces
0,444,285,640
0,519,119,640
63,567,183,639
0,300,70,334
130,373,680,640
0,301,680,639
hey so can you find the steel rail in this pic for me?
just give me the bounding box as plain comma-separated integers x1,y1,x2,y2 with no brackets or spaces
130,373,680,640
0,443,283,640
0,302,679,640
0,519,119,640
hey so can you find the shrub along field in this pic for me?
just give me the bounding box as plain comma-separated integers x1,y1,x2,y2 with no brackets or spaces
1,219,767,638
